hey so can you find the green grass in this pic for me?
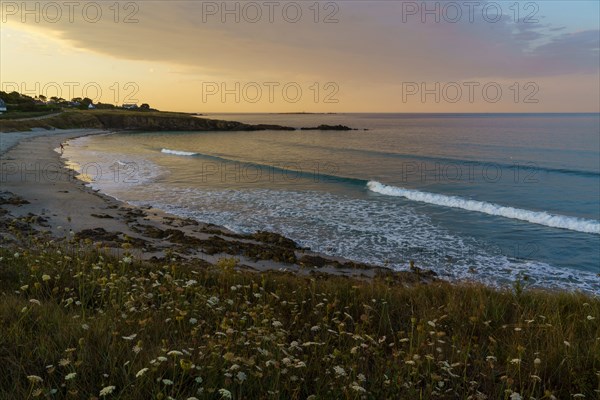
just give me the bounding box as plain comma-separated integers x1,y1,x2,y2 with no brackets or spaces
0,239,598,399
0,111,102,132
0,111,61,120
0,110,197,132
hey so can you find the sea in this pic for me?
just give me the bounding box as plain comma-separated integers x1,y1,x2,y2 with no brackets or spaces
62,113,600,294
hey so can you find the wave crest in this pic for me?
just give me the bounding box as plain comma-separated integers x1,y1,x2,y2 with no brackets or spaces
161,148,198,156
367,181,600,235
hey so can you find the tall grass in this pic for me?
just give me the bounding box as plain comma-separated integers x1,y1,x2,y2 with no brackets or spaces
0,239,598,399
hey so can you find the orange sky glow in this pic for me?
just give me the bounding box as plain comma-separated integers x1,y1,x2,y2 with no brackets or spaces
1,1,599,113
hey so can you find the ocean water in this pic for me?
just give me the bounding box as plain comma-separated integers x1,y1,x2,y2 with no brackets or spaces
63,113,600,294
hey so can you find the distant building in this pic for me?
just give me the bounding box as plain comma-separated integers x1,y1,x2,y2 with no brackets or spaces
0,98,7,113
122,103,138,109
88,103,96,109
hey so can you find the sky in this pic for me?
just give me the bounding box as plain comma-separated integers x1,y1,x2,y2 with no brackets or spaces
1,0,599,113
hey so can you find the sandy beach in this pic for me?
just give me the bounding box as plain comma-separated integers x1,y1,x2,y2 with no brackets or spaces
0,128,433,283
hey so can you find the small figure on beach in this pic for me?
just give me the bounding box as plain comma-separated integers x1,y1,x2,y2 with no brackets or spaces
60,143,65,153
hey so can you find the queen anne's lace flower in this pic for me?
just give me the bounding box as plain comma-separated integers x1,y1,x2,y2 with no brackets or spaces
99,386,116,396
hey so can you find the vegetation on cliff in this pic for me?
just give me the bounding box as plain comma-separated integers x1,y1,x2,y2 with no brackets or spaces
0,110,297,133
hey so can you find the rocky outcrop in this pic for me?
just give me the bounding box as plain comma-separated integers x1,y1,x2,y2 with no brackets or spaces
300,124,354,131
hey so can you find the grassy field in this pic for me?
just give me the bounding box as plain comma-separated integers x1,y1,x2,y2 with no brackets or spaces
0,238,598,399
0,111,61,120
0,110,198,132
0,111,102,132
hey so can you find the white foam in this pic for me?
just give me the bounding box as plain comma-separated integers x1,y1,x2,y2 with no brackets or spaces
62,138,165,189
367,181,600,235
161,148,197,156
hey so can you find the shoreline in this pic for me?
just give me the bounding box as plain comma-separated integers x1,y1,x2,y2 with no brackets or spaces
0,128,434,284
2,128,597,295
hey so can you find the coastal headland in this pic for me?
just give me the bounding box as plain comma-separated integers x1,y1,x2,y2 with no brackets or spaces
0,109,355,133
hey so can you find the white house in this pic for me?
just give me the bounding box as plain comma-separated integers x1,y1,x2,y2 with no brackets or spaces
0,98,7,114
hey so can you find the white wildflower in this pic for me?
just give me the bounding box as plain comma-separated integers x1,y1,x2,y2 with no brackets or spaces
218,388,232,399
236,371,247,382
65,372,77,381
333,366,346,377
350,383,367,393
99,386,116,396
136,368,149,378
27,375,43,384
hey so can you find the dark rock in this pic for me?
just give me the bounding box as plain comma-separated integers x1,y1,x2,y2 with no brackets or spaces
75,228,120,242
299,255,371,270
74,227,150,249
300,124,354,131
0,192,30,206
252,231,300,249
90,213,114,219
